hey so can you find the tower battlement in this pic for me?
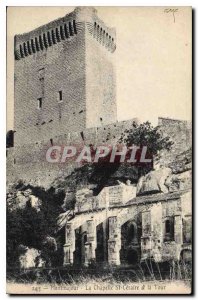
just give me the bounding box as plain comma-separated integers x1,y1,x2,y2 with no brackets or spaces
14,7,116,61
14,7,117,146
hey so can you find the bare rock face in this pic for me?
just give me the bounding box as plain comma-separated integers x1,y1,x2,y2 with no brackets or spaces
136,167,171,196
19,247,45,269
165,170,192,192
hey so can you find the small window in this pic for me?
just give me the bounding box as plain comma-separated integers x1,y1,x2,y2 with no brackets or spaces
37,98,42,109
164,217,174,242
58,90,63,102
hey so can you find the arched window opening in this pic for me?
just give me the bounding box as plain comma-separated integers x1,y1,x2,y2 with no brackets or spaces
51,30,56,44
31,39,36,53
164,217,174,242
27,41,32,55
60,25,64,40
73,20,77,34
35,37,40,51
69,22,73,36
23,42,28,56
64,24,69,38
19,44,24,57
39,35,44,50
47,31,52,46
56,28,61,42
43,33,48,48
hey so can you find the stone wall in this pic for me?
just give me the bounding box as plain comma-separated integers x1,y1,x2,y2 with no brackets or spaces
62,190,192,266
14,7,117,147
7,119,138,187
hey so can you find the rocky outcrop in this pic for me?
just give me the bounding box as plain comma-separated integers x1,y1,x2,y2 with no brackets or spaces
136,167,171,196
19,246,45,269
165,170,192,192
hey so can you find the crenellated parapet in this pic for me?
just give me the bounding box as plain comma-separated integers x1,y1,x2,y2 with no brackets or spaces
14,19,78,60
14,6,116,60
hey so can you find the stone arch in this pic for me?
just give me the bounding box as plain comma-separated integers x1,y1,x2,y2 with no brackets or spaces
180,249,192,264
73,225,88,265
120,219,140,265
95,221,108,263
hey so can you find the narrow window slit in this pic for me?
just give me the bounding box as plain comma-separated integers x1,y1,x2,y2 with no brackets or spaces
60,25,65,40
37,98,42,109
73,20,77,34
27,41,32,55
64,24,69,38
56,28,61,42
35,37,40,51
39,35,44,50
69,22,73,36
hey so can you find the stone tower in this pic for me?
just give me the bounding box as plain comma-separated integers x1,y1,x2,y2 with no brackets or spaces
14,7,117,146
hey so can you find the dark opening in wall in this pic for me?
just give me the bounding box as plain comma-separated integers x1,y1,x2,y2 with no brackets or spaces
164,217,174,242
80,131,85,141
51,29,56,44
23,42,28,56
100,117,103,121
19,45,24,58
31,39,36,53
97,25,100,40
58,91,63,102
60,25,65,40
50,139,53,146
27,41,32,54
73,20,77,34
43,33,48,48
56,28,61,42
47,31,52,46
37,98,42,109
6,130,14,148
35,37,40,51
100,28,103,42
64,24,69,38
39,35,44,50
69,22,73,36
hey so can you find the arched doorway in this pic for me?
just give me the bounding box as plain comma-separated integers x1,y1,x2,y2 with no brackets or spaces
126,248,139,265
95,222,108,264
120,220,141,265
73,226,87,265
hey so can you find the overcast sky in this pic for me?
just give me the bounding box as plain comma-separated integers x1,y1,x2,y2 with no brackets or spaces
7,6,192,130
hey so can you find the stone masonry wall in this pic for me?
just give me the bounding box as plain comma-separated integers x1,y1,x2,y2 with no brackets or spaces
14,7,116,146
7,119,138,188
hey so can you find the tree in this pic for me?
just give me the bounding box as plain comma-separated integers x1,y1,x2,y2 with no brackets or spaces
120,121,173,175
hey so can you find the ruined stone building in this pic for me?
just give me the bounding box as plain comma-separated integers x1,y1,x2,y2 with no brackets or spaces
7,7,192,267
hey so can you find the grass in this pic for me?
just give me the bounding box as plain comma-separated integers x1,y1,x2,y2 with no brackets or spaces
7,260,192,285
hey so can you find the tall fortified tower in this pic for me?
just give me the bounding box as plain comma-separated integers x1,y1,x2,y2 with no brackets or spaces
14,7,117,146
